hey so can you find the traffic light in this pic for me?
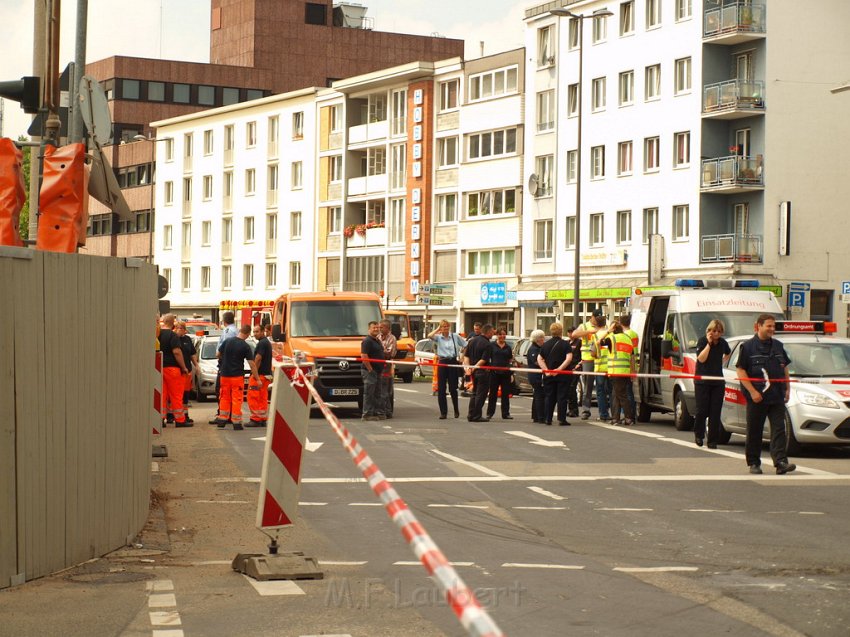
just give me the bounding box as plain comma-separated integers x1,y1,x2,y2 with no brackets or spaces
0,76,41,114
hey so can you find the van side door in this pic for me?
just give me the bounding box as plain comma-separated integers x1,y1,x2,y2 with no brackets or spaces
660,312,685,408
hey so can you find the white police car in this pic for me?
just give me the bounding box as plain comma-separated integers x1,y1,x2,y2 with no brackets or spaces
720,321,850,453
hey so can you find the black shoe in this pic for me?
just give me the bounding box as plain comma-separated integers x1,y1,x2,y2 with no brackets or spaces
545,421,553,426
695,437,704,447
165,417,175,424
468,417,481,422
175,421,193,428
557,420,571,426
567,411,579,418
707,442,717,449
246,421,266,428
775,461,797,475
233,423,244,431
439,414,447,420
503,415,513,420
208,417,220,424
454,410,460,418
214,419,231,428
749,465,763,475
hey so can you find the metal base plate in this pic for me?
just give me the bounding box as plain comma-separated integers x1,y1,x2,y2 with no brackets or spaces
231,551,324,581
151,445,168,458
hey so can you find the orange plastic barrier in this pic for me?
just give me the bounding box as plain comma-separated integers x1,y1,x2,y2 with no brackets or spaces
0,138,26,247
36,143,89,253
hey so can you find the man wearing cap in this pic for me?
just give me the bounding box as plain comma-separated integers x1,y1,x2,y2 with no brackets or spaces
573,309,607,420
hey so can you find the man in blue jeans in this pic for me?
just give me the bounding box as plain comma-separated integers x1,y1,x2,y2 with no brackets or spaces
360,321,385,421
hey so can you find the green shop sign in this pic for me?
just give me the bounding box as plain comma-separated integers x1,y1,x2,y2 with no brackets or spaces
546,284,783,300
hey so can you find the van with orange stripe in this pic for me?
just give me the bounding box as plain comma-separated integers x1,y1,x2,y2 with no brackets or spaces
628,279,783,430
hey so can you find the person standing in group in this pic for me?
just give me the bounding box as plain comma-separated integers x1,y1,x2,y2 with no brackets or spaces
464,323,493,422
378,319,397,419
486,328,514,420
213,325,259,430
360,321,386,421
209,310,238,424
160,314,191,427
174,321,198,425
605,322,635,426
693,319,731,447
428,320,466,419
462,322,484,395
573,309,606,420
565,326,582,418
247,324,273,428
537,322,573,426
736,315,796,475
527,329,546,424
620,313,639,419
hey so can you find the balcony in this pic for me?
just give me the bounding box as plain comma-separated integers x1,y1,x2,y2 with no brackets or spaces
701,233,763,263
346,226,387,248
703,79,765,119
348,173,388,197
348,120,388,145
703,1,766,44
701,155,764,193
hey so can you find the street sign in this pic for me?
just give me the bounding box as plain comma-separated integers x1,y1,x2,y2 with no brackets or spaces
417,295,429,304
842,281,850,295
789,282,811,291
428,283,454,294
788,290,806,308
480,282,507,305
840,294,850,304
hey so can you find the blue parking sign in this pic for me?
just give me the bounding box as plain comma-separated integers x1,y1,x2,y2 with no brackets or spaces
842,281,850,295
788,291,805,308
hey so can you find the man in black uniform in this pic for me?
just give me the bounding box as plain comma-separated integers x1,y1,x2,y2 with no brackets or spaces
537,322,573,426
736,314,796,475
247,323,273,427
464,323,494,422
175,321,198,425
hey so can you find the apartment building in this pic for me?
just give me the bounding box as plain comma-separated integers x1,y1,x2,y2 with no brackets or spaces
521,0,850,335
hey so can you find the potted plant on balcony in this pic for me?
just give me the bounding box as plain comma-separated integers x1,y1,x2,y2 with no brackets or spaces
343,224,357,238
355,223,368,237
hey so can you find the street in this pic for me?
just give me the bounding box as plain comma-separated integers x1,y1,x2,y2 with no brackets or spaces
3,380,850,637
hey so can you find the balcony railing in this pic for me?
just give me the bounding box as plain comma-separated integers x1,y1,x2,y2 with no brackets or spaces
346,226,387,248
704,1,765,40
701,233,763,263
703,79,765,114
349,120,389,144
348,173,388,197
701,155,764,190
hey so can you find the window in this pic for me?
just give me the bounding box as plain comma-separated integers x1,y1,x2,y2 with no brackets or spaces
201,266,211,290
535,155,554,197
266,117,278,148
290,211,302,239
330,155,343,183
391,89,407,136
222,265,232,290
620,0,634,35
468,128,517,160
617,210,632,244
674,131,690,167
642,207,659,244
645,64,661,100
538,26,553,66
267,213,278,241
468,66,518,101
440,79,459,111
534,220,553,260
161,138,173,163
390,198,405,244
592,77,606,111
164,181,174,205
567,83,578,117
327,207,342,234
537,90,555,132
291,161,303,189
467,188,517,217
184,133,193,159
366,149,384,176
467,249,516,276
330,104,343,133
148,81,165,101
567,150,578,183
183,177,192,204
243,264,254,289
591,145,605,179
568,19,579,49
672,204,689,240
438,136,459,167
162,268,171,289
222,218,232,244
647,0,662,28
292,112,304,139
201,220,212,246
163,225,172,249
198,85,215,106
390,144,406,190
268,164,279,193
203,175,213,200
246,121,257,147
245,168,256,195
368,93,387,122
223,171,233,201
675,0,692,21
592,14,608,42
305,2,326,25
224,125,235,151
181,267,190,291
590,213,605,246
289,262,301,288
565,216,576,249
366,201,385,225
618,141,633,175
244,216,255,243
265,262,277,289
222,87,239,105
619,70,634,106
122,79,140,100
202,130,213,155
173,83,190,104
437,193,457,223
674,57,691,95
644,136,660,172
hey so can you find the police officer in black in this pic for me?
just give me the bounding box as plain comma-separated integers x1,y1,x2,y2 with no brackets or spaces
537,322,573,426
464,323,494,422
736,314,796,475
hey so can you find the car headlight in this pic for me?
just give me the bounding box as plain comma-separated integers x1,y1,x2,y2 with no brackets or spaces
795,390,841,409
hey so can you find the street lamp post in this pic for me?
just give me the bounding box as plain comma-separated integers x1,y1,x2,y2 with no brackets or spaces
550,7,612,327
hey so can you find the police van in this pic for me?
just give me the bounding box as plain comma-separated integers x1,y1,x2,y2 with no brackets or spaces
628,279,784,430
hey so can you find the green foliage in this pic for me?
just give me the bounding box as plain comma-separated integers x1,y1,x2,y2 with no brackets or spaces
17,135,30,241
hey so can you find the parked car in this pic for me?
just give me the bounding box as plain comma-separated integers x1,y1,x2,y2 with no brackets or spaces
193,335,256,401
512,336,551,393
414,338,438,377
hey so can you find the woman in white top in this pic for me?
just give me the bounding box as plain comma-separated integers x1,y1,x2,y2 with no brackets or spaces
428,320,467,419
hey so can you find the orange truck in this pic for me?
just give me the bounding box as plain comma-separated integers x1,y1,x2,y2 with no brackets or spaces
269,291,384,409
384,310,415,383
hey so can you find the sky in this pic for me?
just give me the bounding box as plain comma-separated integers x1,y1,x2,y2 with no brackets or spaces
0,0,528,139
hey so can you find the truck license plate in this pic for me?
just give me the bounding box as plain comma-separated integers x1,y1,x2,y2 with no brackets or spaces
331,388,359,396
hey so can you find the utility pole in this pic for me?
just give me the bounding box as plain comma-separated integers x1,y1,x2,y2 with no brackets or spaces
28,0,47,241
68,0,88,143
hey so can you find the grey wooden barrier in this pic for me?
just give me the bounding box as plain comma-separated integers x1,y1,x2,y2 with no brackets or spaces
0,247,157,589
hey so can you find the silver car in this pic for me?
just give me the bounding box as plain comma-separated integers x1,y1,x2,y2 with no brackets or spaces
720,330,850,453
193,335,256,401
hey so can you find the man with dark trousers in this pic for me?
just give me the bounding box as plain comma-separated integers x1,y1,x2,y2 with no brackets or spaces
360,320,386,421
247,323,273,427
537,322,573,426
464,323,494,422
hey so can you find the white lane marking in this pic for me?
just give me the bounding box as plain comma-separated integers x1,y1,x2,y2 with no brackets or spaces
211,477,261,483
149,611,181,626
300,634,353,637
394,561,475,567
192,560,232,565
148,593,177,608
430,449,507,478
799,511,825,515
513,506,567,510
348,502,383,506
318,560,368,566
528,486,565,501
151,462,159,472
146,580,174,592
152,631,184,637
300,473,850,484
596,507,654,512
502,563,585,570
251,436,266,442
505,430,567,448
428,504,490,509
306,438,324,452
243,575,305,596
684,509,745,513
298,502,328,506
394,388,418,393
614,566,699,573
195,500,250,504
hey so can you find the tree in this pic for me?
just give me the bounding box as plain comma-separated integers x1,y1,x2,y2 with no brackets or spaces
17,135,31,241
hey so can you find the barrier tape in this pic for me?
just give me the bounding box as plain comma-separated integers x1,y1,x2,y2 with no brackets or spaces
290,365,505,637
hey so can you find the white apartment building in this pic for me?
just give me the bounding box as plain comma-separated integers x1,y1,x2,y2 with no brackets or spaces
522,0,850,335
152,89,318,315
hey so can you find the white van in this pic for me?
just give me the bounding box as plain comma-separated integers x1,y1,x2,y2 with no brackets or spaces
628,279,784,430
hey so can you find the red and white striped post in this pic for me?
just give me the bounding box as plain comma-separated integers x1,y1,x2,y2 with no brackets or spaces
153,350,163,436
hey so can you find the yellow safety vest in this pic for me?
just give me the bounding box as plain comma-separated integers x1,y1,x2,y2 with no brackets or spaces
609,333,634,376
580,321,596,361
596,342,608,373
625,328,638,360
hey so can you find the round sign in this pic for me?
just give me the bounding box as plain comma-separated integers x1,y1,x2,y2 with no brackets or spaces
157,274,169,299
480,284,489,303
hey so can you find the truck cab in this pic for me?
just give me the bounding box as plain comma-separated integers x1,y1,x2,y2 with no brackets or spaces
384,310,415,383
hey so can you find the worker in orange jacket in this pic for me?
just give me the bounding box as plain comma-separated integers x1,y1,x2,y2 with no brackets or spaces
247,324,273,427
159,314,191,427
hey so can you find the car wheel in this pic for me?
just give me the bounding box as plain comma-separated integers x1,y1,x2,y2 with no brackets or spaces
674,391,694,431
636,401,652,423
785,410,803,456
717,425,732,444
400,371,414,384
413,364,423,379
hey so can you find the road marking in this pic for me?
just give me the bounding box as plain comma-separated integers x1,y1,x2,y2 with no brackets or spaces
502,563,585,570
151,462,159,472
148,593,177,608
243,575,305,596
505,430,568,448
298,502,328,506
430,449,507,478
149,611,181,626
798,511,825,515
513,506,566,510
300,473,850,484
348,502,383,506
528,486,565,501
152,631,184,637
192,560,232,565
394,561,475,567
394,388,418,393
146,580,174,592
195,500,250,504
683,509,745,513
306,438,324,452
614,566,699,573
596,507,653,512
251,436,266,442
428,503,490,509
318,560,368,566
300,634,353,637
